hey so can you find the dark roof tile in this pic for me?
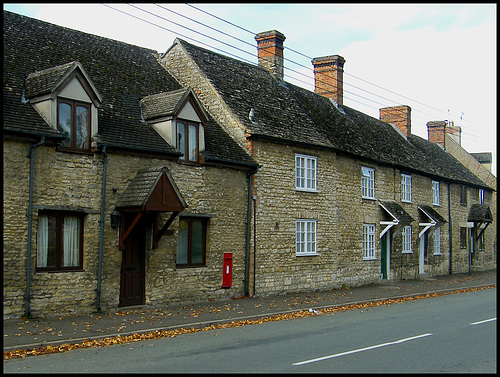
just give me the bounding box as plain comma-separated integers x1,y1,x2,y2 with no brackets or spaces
3,11,255,168
176,38,491,189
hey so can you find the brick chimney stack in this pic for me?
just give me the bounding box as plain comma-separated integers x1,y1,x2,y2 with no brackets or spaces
380,105,412,138
312,55,346,107
427,120,462,148
255,30,286,81
426,121,447,148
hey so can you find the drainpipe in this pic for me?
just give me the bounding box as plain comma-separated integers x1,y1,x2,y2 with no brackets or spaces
253,195,257,297
96,145,108,311
244,167,258,296
448,183,453,275
26,136,45,317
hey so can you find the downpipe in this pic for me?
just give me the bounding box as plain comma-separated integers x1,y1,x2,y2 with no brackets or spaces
26,136,45,317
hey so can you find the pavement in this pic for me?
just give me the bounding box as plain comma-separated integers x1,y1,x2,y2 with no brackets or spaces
3,270,496,353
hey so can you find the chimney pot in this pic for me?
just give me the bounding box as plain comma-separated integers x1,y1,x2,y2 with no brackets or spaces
255,30,286,81
312,55,345,107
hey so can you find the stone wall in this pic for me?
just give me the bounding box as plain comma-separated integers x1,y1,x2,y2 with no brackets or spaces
3,138,250,319
162,42,495,298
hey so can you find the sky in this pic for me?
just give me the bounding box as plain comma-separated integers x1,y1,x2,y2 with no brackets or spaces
4,3,496,175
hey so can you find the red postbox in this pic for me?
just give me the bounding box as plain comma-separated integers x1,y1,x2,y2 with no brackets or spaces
222,253,232,288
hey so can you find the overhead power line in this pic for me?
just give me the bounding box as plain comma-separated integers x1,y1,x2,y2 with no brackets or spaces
102,3,493,142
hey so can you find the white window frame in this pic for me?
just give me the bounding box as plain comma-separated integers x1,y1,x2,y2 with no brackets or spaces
296,219,317,256
402,226,412,253
432,227,441,255
432,180,440,206
362,223,376,260
479,189,485,204
401,174,412,203
295,154,317,192
361,167,375,199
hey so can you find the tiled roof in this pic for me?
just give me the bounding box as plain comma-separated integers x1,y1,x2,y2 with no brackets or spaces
141,88,192,122
176,38,491,189
467,203,493,223
3,11,256,168
379,200,415,226
418,204,447,225
116,166,187,210
24,62,77,99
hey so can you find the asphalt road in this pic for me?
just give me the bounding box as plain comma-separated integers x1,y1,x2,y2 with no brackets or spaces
4,288,496,373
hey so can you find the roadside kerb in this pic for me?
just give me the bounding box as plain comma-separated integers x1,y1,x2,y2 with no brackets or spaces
4,283,495,355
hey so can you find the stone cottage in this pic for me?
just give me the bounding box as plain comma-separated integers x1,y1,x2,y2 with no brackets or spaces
161,30,495,295
3,10,258,319
3,12,495,318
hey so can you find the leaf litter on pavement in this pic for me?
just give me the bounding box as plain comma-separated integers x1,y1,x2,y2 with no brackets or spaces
4,285,495,360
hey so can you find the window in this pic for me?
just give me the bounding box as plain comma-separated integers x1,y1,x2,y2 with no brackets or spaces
460,227,468,249
459,185,467,206
296,220,317,255
177,217,207,266
36,211,84,271
295,154,317,191
401,174,412,203
362,224,376,260
176,121,199,162
432,228,441,255
402,226,412,253
432,181,440,205
479,189,485,204
361,167,375,199
58,99,91,151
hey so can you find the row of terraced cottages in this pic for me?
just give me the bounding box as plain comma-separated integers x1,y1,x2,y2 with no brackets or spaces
3,11,495,318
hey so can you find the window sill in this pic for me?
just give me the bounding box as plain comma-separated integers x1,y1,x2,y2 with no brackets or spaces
36,268,84,273
296,188,318,193
402,251,413,254
56,146,93,155
363,257,377,261
362,196,377,201
176,264,207,269
296,253,318,257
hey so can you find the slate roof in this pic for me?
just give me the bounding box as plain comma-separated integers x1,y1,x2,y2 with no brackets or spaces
174,38,491,190
115,166,187,210
3,11,256,168
418,204,447,225
467,203,493,223
141,88,194,122
379,200,415,226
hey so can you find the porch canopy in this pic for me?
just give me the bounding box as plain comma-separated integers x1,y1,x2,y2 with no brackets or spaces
467,203,493,242
378,200,414,238
115,166,187,249
417,204,447,239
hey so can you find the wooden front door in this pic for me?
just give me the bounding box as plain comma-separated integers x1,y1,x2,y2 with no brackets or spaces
119,214,146,307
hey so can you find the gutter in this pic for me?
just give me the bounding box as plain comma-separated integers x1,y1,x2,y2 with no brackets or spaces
96,145,108,311
26,136,45,317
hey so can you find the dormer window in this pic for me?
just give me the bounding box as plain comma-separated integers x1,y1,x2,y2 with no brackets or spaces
176,120,199,162
24,61,102,153
58,98,91,151
141,88,207,164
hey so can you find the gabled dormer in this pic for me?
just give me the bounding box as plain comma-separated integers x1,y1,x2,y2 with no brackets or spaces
24,61,102,153
141,88,207,163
